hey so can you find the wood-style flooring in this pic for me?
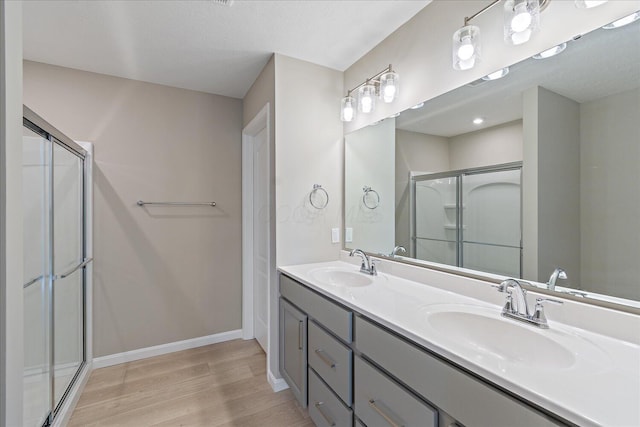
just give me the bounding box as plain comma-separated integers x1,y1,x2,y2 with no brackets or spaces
69,339,312,426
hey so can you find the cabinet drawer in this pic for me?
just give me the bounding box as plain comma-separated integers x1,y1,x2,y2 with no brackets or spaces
354,356,437,427
309,320,353,405
355,316,563,427
280,274,352,342
309,368,353,427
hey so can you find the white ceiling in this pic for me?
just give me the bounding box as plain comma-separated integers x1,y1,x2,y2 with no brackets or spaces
22,0,430,99
396,20,640,137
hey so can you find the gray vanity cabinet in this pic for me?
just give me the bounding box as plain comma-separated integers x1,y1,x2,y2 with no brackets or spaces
279,298,307,407
354,356,437,427
355,316,564,427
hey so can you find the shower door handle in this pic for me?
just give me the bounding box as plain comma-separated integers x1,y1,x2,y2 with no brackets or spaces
55,257,93,280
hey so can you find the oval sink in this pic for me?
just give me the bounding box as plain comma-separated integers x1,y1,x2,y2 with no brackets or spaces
421,305,583,370
309,267,374,287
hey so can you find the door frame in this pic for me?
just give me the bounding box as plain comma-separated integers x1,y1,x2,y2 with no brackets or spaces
241,103,271,342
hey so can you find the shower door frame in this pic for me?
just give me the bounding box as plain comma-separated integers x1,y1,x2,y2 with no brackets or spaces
23,106,93,427
410,161,523,277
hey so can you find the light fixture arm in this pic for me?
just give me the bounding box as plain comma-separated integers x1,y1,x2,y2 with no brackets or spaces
344,64,393,97
463,0,501,26
463,0,550,26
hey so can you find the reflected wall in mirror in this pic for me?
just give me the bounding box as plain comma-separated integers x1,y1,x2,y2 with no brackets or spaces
344,19,640,305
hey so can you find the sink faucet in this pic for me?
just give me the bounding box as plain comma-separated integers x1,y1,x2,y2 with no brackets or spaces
496,278,563,328
547,268,567,291
497,278,530,317
349,249,377,276
389,245,406,258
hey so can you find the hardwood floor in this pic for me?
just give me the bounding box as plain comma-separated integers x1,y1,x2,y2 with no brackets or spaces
69,339,313,426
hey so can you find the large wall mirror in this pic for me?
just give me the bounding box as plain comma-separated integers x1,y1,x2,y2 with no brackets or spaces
344,17,639,309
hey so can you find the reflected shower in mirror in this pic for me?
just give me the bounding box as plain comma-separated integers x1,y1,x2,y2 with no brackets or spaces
344,18,640,305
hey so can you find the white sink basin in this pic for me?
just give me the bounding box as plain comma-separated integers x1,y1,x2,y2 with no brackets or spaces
425,307,575,369
420,304,611,372
309,267,375,287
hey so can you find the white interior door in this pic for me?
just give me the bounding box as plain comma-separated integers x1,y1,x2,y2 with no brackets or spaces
253,127,269,352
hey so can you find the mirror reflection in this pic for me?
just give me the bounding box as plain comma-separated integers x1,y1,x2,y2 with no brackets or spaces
344,19,640,304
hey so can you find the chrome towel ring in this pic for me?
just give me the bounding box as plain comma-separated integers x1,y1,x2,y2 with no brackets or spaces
362,186,380,209
309,184,329,209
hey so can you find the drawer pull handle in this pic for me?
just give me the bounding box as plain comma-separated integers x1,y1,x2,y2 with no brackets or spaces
298,320,304,350
315,349,337,368
315,402,336,426
368,399,405,427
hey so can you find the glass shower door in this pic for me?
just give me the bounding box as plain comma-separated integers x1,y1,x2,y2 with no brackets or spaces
23,127,52,427
52,140,85,410
23,113,88,426
412,176,459,267
461,169,522,277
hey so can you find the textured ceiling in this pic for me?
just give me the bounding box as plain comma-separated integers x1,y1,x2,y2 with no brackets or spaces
22,0,430,99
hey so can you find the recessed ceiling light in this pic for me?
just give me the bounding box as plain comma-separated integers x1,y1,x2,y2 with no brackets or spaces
532,43,567,59
473,117,484,125
602,12,640,29
482,67,510,81
410,102,425,109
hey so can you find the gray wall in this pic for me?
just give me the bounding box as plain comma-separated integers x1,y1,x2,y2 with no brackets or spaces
395,129,449,251
523,87,581,284
449,121,523,170
1,1,24,425
580,88,640,300
24,60,243,358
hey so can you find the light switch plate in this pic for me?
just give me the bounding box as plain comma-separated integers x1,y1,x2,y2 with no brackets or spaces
331,228,340,243
346,227,353,242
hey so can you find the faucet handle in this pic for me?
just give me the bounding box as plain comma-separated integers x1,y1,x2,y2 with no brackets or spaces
535,297,564,306
531,297,563,328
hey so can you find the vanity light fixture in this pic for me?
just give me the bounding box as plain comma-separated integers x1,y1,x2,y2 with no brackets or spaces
574,0,608,8
411,102,425,109
473,117,485,125
340,64,399,122
452,0,552,71
504,0,541,46
389,112,401,118
340,95,356,122
602,11,640,29
532,42,567,59
482,67,510,80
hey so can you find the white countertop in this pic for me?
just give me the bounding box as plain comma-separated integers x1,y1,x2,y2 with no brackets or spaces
278,260,640,427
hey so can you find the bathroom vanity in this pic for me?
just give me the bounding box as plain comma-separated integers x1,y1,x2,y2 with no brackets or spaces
278,257,640,427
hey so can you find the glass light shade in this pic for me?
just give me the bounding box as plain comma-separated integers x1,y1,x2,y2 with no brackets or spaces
340,96,356,122
504,0,540,45
379,71,399,103
575,0,607,8
452,25,481,71
358,84,376,114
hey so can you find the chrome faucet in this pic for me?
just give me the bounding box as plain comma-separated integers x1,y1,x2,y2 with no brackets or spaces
547,268,567,291
496,278,563,328
497,278,530,317
349,249,377,276
389,245,406,258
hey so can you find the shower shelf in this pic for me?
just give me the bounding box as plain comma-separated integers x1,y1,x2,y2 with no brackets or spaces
443,204,466,209
444,224,467,229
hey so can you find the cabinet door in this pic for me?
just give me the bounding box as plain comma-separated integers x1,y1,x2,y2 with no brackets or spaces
280,298,307,407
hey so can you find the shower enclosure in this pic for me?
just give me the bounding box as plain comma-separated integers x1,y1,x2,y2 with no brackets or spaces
410,163,522,278
22,107,92,427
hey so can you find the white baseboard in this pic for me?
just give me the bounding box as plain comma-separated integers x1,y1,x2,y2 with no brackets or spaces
93,329,243,369
268,369,289,392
